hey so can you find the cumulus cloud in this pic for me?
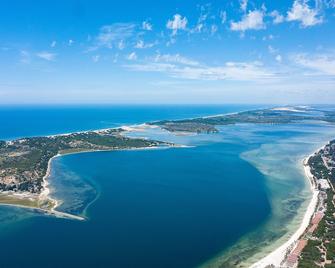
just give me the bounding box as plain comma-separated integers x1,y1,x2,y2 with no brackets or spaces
36,51,56,61
292,53,335,75
287,0,323,27
142,21,152,31
166,14,188,35
230,10,266,31
270,10,285,24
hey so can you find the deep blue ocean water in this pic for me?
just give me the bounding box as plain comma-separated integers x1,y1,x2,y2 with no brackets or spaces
0,104,264,140
0,105,335,268
2,144,269,268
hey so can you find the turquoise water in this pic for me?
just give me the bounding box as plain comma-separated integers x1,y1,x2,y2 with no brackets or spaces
0,105,335,267
0,104,263,140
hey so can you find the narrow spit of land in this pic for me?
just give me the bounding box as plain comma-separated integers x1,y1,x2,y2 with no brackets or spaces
0,127,168,219
1,105,335,221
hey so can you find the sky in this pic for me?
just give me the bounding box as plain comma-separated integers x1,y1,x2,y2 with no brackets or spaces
0,0,335,104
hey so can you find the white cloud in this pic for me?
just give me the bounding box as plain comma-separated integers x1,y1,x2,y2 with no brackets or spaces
192,5,210,33
193,23,204,33
68,39,74,46
50,41,57,48
211,24,218,35
220,11,227,24
142,21,153,31
166,14,188,35
292,53,335,75
126,56,275,81
230,10,266,31
287,0,323,27
270,10,285,24
96,23,136,49
118,40,125,50
36,51,56,61
127,52,137,61
240,0,248,12
134,40,156,49
154,54,200,66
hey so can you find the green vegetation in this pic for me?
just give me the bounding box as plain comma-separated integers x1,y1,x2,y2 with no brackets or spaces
0,129,166,193
150,107,335,134
152,122,219,134
298,240,322,268
298,140,335,267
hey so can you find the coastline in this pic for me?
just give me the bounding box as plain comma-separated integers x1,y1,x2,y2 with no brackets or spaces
0,143,180,220
0,107,332,263
250,148,323,268
0,153,85,221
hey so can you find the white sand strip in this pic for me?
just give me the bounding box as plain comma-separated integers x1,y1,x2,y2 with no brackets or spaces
250,154,319,268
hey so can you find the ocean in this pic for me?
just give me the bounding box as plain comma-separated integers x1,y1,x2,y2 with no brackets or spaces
0,105,335,268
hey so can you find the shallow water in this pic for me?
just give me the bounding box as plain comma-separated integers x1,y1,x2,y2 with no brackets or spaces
201,122,335,267
0,105,335,268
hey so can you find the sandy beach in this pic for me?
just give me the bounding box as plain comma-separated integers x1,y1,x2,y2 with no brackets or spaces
0,152,85,221
0,141,178,221
0,121,179,221
250,149,322,268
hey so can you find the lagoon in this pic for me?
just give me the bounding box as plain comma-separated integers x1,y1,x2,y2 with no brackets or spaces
0,105,335,267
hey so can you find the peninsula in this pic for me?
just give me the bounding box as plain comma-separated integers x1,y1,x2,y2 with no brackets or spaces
0,127,167,219
1,106,335,227
149,106,335,134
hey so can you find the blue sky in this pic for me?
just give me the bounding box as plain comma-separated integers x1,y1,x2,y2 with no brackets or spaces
0,0,334,104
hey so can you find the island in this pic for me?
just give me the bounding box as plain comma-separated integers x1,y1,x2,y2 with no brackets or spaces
149,106,335,134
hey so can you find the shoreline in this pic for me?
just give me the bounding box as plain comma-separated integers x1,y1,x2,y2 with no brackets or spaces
2,105,273,142
0,143,180,220
0,116,183,220
0,152,85,221
250,147,323,268
0,107,330,259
